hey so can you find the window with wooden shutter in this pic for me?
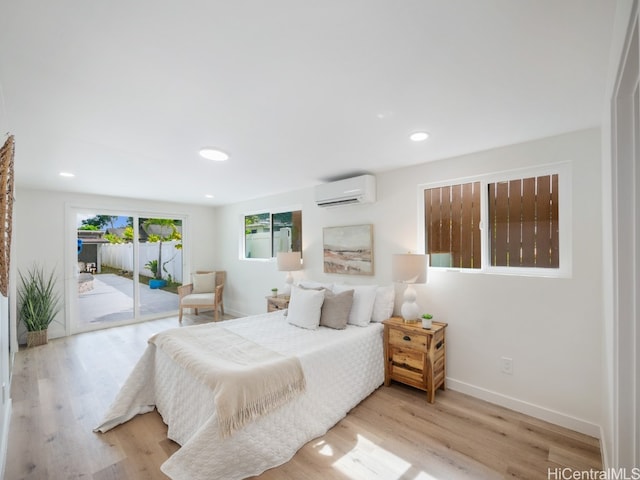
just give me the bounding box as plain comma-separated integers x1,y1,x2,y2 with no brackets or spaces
488,174,559,268
424,181,481,269
421,166,568,276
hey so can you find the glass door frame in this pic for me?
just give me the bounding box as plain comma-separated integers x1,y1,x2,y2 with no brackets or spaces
65,204,187,335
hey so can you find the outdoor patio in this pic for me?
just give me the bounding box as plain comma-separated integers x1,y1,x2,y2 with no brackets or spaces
77,273,179,326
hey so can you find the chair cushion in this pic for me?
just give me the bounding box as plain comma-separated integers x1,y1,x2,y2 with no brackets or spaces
192,272,216,293
181,293,215,306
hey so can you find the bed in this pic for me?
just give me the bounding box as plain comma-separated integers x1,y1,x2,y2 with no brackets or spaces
94,310,385,480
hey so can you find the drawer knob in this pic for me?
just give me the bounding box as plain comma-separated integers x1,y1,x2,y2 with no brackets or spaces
403,335,411,341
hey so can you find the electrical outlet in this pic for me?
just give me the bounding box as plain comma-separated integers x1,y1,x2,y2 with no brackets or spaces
500,356,513,375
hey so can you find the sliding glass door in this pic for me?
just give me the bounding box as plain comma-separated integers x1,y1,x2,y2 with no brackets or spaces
71,209,184,333
136,216,183,317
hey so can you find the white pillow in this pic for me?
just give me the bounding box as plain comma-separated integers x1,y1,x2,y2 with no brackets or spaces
298,280,334,291
371,284,395,322
192,272,216,293
287,285,325,330
333,284,378,327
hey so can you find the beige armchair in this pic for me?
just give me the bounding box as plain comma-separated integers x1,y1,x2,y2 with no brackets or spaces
178,271,225,323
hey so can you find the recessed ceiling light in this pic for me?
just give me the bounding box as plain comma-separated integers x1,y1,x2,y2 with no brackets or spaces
205,194,214,199
59,172,75,177
409,131,430,142
199,147,229,161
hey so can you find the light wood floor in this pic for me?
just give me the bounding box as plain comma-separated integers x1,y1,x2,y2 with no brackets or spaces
6,314,602,480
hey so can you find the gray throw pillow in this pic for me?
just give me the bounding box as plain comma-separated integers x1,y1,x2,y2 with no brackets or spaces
320,289,354,330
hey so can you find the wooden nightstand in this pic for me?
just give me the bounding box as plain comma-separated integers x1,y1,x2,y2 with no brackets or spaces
382,317,447,403
266,295,290,312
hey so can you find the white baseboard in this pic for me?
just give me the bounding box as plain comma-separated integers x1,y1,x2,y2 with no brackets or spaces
0,398,12,480
447,377,601,438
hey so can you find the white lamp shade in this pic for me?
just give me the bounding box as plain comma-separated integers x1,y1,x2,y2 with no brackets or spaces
392,254,427,284
277,251,302,272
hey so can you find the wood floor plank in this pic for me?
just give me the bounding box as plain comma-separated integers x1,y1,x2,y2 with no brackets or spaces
345,388,505,479
92,459,131,480
6,314,603,479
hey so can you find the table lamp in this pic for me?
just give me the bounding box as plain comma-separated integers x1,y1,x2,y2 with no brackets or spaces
277,251,302,295
392,253,427,322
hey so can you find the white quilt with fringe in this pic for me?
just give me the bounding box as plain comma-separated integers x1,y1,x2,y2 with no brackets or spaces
94,311,384,480
149,324,306,438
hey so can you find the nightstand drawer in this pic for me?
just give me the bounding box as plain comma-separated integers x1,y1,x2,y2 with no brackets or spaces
390,347,424,371
267,301,286,312
388,328,428,351
390,363,424,385
266,295,290,312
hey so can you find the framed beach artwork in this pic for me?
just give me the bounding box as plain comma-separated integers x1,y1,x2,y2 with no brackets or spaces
323,224,374,275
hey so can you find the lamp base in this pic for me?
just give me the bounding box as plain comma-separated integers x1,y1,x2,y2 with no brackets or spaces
400,283,420,322
401,302,420,322
282,271,294,296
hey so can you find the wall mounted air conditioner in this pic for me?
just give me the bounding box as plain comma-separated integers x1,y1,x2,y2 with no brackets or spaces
314,174,376,207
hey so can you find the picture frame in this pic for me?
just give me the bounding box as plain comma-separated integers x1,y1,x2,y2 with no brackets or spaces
323,224,374,275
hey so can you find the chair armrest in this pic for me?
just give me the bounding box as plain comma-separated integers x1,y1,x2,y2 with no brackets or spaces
178,283,193,299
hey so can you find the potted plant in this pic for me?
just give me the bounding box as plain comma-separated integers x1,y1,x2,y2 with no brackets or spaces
18,265,61,347
145,259,167,289
142,218,181,289
271,287,278,297
421,313,433,330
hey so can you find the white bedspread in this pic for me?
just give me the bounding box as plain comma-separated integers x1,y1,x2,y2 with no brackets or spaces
149,324,306,438
94,311,384,480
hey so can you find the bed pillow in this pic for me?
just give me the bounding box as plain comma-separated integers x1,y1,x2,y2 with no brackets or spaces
333,284,377,327
371,284,395,322
319,289,354,330
192,272,216,293
298,280,334,292
287,285,325,330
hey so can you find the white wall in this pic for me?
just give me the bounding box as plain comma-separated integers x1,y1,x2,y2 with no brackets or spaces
13,188,217,340
215,128,604,436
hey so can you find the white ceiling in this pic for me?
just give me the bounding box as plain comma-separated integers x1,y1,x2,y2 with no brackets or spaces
0,1,616,206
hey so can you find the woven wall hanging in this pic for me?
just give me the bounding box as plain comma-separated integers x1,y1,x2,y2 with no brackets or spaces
0,135,15,297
